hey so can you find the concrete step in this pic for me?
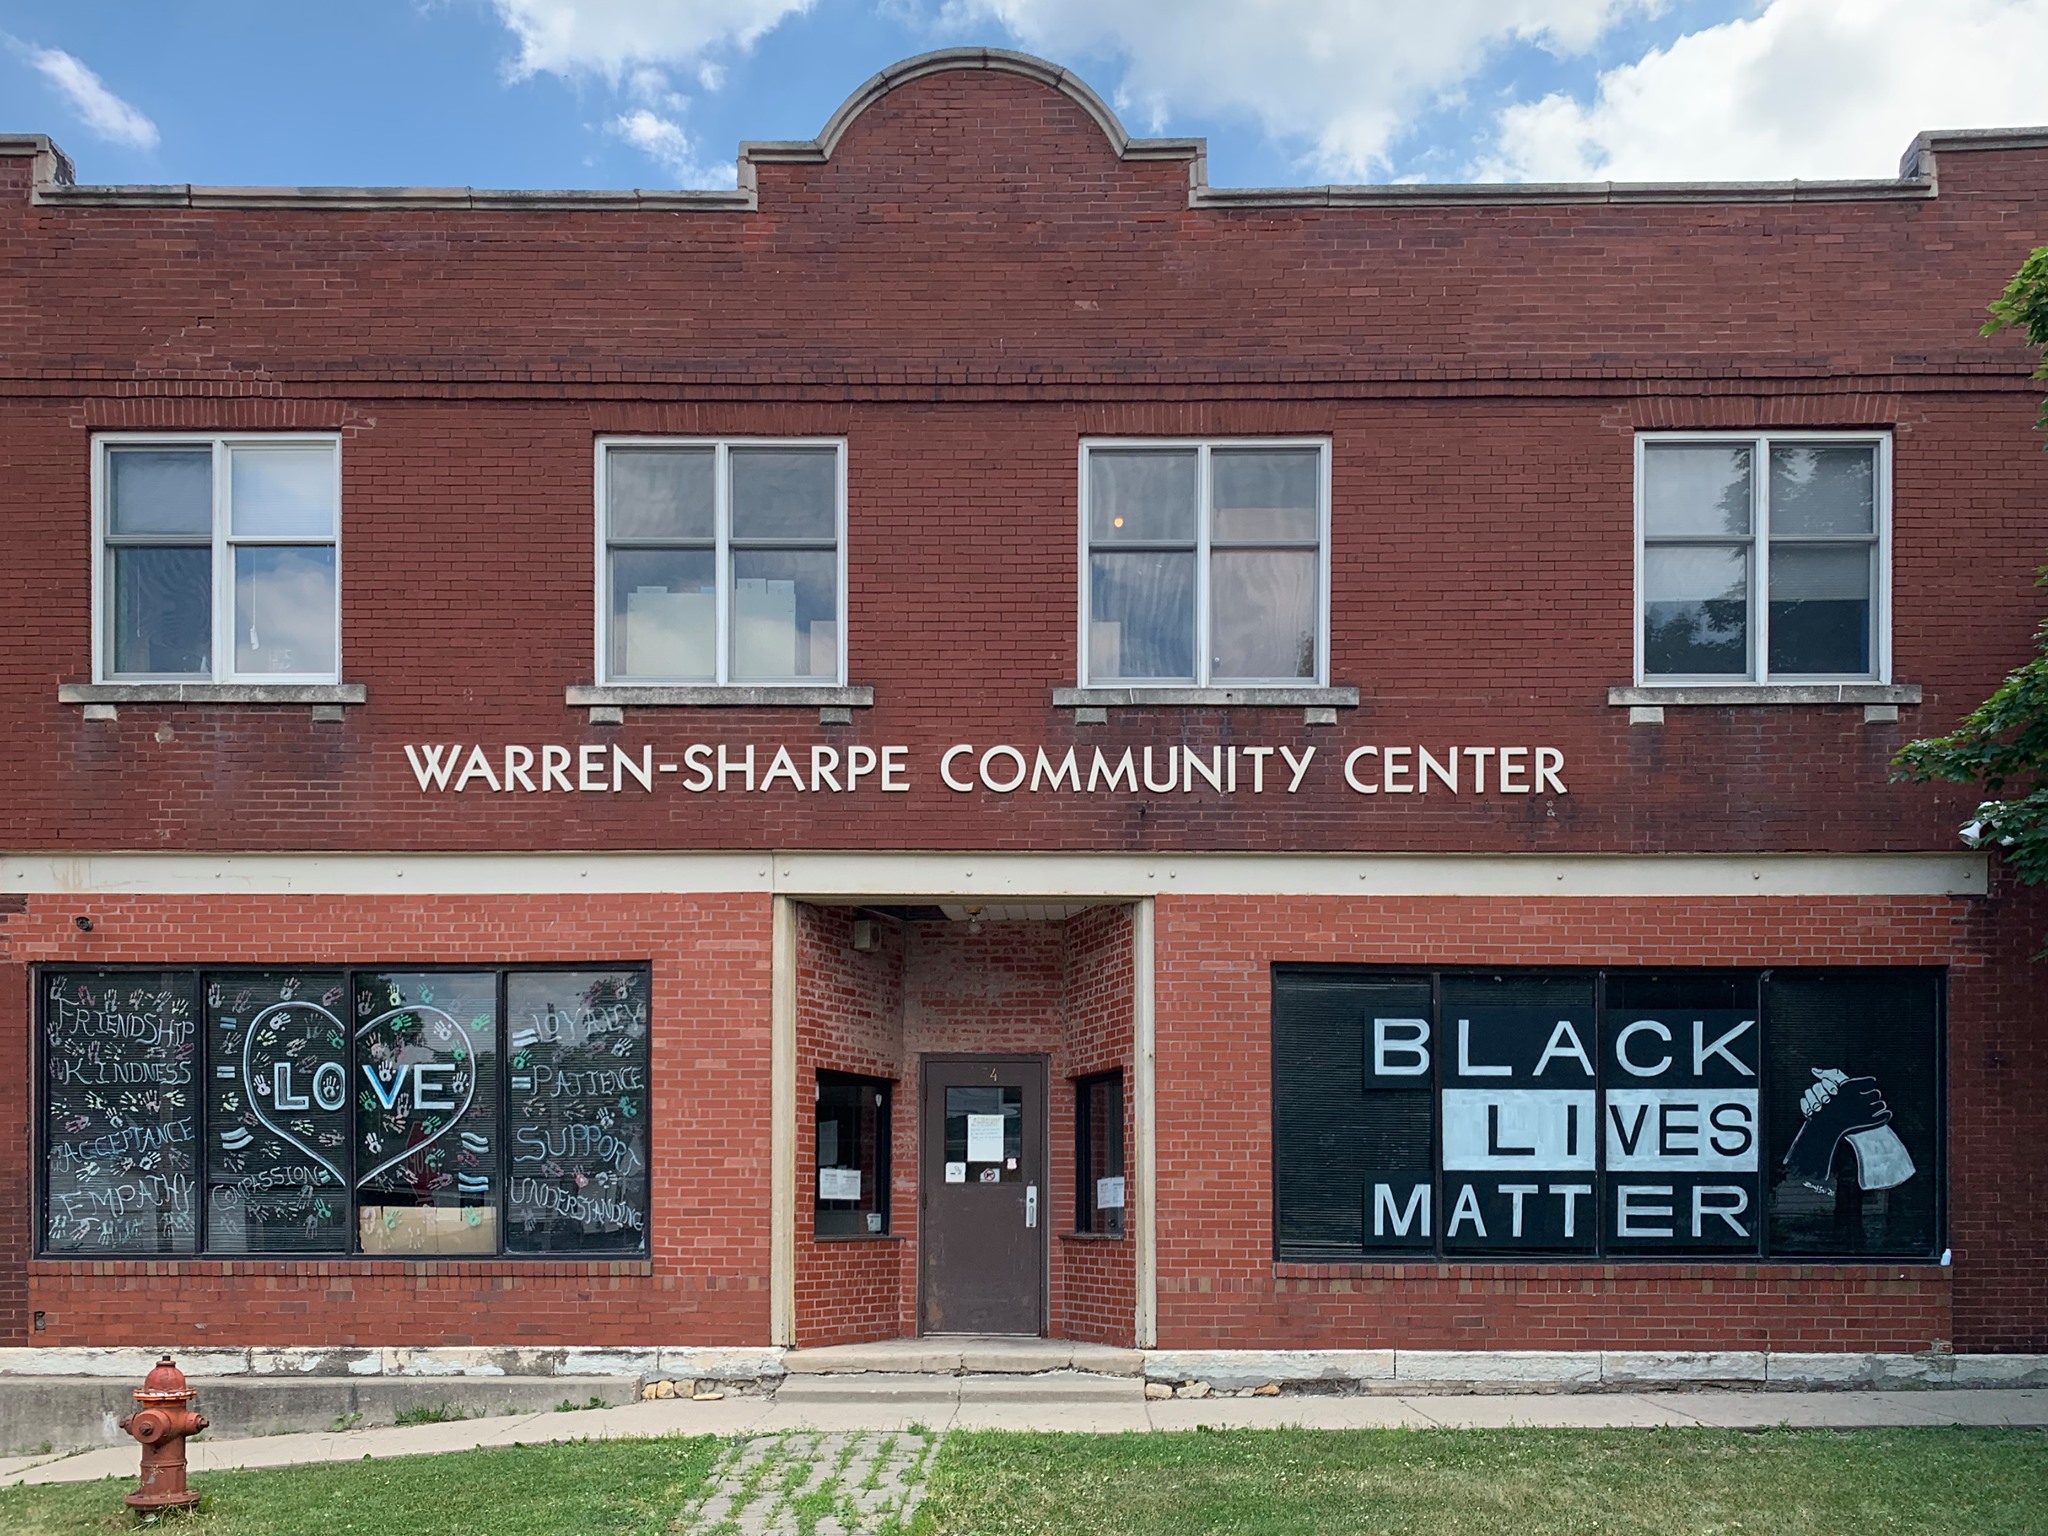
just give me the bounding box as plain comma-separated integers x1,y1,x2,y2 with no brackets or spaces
0,1374,638,1457
783,1337,1143,1376
777,1371,1143,1403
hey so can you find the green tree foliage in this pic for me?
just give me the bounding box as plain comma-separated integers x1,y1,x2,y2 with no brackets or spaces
1892,248,2048,914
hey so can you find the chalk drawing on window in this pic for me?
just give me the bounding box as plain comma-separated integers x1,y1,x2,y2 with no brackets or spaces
1782,1067,1916,1194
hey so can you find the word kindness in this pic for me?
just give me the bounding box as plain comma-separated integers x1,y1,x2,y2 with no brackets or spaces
405,742,1568,797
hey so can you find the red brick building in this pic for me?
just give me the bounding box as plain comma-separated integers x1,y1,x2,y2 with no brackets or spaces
3,49,2045,1387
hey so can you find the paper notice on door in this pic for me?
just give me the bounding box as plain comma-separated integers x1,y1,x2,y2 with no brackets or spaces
817,1167,861,1201
966,1113,1005,1163
944,1162,967,1184
1096,1176,1126,1210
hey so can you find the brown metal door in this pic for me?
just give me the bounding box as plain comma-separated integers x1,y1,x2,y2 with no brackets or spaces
920,1056,1046,1335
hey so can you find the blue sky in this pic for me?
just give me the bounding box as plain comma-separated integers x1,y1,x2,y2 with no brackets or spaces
2,2,2042,192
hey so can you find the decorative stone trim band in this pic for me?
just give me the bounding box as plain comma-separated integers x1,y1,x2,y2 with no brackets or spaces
5,1346,2043,1394
1140,1349,2048,1393
0,1347,783,1381
1607,684,1922,707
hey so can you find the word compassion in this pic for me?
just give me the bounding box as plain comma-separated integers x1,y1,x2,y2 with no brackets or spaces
405,742,1569,798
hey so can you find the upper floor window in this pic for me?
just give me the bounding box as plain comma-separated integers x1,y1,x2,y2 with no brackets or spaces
598,439,846,687
1080,440,1329,688
94,435,341,683
1637,434,1889,684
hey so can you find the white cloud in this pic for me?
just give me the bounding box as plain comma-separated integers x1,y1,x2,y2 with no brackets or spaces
491,0,814,80
933,0,1663,179
609,106,737,186
16,43,159,151
1480,0,2048,183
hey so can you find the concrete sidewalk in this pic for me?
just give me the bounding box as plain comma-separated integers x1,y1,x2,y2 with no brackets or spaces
3,1378,2043,1488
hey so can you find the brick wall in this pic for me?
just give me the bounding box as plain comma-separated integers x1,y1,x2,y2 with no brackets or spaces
1057,905,1136,1346
1,893,775,1348
1150,884,2045,1353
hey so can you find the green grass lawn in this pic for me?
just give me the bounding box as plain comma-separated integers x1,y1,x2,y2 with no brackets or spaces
0,1435,721,1536
1,1427,2042,1535
912,1427,2048,1536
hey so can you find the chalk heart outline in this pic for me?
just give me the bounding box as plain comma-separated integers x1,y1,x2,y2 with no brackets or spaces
241,1000,346,1188
354,1005,478,1190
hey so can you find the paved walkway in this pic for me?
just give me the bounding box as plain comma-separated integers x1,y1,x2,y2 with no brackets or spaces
3,1380,2043,1489
681,1430,938,1534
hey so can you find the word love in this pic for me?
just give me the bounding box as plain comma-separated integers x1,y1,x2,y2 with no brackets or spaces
405,741,1569,798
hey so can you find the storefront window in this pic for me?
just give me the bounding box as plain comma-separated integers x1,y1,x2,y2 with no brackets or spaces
816,1071,891,1236
1273,966,1942,1263
40,966,649,1258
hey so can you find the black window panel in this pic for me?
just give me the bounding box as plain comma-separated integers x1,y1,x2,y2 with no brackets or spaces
504,971,651,1254
1076,1071,1126,1236
816,1071,891,1236
41,971,200,1255
1765,970,1942,1258
1274,972,1434,1254
1275,966,1941,1263
205,973,350,1254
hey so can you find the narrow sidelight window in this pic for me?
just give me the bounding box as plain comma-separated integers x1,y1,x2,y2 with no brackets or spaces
815,1071,891,1236
1074,1070,1126,1236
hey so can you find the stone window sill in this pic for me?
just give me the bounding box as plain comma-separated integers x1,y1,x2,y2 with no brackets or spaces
1059,1229,1128,1243
1608,684,1920,707
567,685,874,726
812,1231,904,1243
1053,685,1358,724
60,682,366,717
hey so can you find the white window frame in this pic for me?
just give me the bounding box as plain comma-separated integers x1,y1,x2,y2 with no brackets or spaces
1077,437,1332,689
595,437,849,689
1633,431,1892,687
91,432,344,686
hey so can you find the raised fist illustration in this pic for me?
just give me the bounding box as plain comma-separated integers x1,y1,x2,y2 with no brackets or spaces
1783,1068,1895,1194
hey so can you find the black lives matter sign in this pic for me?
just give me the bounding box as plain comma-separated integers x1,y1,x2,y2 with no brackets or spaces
1362,1006,1759,1255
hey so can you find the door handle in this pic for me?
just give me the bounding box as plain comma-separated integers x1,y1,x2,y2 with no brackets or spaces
1025,1185,1038,1228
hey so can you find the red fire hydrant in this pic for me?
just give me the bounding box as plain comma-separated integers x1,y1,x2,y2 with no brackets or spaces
119,1355,208,1513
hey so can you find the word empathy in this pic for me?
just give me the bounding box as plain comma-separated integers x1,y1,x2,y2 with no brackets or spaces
1364,1006,1760,1254
405,742,1568,797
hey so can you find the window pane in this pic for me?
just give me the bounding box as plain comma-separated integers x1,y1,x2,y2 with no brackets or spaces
944,1085,1023,1180
1211,449,1318,541
42,971,201,1255
816,1073,890,1236
354,972,500,1256
234,546,337,676
1211,548,1315,681
1088,550,1194,681
230,446,336,537
732,548,838,681
505,971,650,1254
1765,971,1941,1258
1770,444,1874,536
112,545,211,676
608,448,714,540
1275,974,1436,1255
610,548,715,680
1079,1074,1125,1237
1643,444,1752,536
205,974,350,1254
731,448,836,540
1089,450,1197,543
109,447,211,535
1642,545,1748,677
1768,545,1872,676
